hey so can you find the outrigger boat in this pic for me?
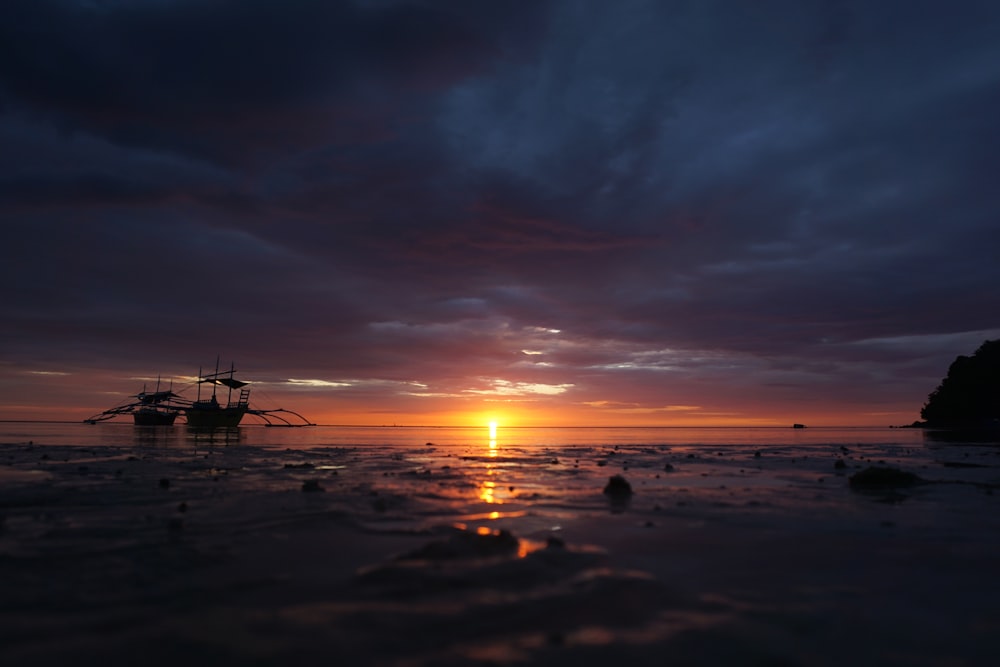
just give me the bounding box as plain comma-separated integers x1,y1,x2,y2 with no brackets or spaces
186,363,252,428
85,361,314,427
133,390,180,426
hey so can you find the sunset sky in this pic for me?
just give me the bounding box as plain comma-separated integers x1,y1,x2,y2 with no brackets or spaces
2,0,999,426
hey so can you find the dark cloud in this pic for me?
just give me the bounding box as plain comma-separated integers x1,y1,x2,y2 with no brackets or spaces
2,0,999,423
0,0,547,163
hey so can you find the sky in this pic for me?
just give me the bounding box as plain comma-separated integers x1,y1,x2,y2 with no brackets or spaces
2,0,999,427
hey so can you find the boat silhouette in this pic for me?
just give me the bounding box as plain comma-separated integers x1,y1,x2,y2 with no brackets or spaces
85,361,313,427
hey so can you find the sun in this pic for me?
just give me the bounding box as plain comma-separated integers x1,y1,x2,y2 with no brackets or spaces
488,420,498,439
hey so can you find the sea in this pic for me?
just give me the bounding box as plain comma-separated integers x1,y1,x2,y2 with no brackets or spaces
2,422,999,666
0,420,955,449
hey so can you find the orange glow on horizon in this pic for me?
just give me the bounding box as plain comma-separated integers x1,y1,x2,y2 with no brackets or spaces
12,403,922,429
288,404,917,428
0,371,922,428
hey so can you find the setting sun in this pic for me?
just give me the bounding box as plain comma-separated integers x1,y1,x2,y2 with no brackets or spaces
488,420,498,439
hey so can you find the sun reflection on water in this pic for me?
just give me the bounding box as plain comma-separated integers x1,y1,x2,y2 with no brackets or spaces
478,478,499,504
479,422,501,503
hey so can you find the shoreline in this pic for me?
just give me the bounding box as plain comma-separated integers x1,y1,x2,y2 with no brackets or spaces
2,435,999,665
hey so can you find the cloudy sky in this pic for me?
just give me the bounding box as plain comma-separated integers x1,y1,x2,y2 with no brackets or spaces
2,0,998,426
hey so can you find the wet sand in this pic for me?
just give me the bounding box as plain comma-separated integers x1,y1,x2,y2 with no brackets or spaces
2,435,999,666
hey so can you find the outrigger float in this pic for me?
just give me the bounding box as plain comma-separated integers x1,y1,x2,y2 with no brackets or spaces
85,362,314,427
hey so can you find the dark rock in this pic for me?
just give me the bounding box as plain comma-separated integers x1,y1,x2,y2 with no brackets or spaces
939,460,988,468
158,478,170,489
603,474,633,497
301,479,325,492
834,459,847,470
849,466,924,489
663,463,675,472
399,527,519,561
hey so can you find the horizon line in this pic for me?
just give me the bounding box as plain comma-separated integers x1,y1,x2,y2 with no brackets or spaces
0,419,904,429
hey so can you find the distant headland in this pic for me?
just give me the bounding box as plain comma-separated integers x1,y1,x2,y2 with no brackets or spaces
906,339,1000,430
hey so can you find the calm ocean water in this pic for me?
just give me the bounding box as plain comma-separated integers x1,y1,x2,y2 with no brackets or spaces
0,421,938,450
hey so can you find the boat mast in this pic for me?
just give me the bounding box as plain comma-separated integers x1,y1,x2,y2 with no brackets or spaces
212,356,220,402
227,362,235,406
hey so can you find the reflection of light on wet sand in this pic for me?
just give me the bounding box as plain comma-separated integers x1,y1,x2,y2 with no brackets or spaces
479,425,501,502
456,510,528,523
478,479,498,503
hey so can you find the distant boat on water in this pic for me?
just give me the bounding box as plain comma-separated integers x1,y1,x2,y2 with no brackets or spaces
85,361,313,427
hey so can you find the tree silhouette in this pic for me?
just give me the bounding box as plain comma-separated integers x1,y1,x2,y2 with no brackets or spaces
921,339,1000,427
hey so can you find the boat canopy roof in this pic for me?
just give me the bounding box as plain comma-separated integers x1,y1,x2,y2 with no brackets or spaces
137,390,179,404
199,377,248,389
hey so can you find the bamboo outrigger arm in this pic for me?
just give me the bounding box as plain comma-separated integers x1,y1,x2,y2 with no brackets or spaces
247,408,315,427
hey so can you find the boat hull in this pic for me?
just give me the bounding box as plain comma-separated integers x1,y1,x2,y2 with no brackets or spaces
185,404,247,428
133,409,177,426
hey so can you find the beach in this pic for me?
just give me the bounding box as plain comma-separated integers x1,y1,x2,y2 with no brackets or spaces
1,425,999,666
